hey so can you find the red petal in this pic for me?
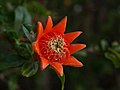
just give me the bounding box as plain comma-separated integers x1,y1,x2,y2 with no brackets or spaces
40,57,49,70
63,56,83,67
45,16,53,33
50,62,63,76
53,16,67,34
63,31,82,44
32,41,41,55
36,21,43,40
68,44,86,54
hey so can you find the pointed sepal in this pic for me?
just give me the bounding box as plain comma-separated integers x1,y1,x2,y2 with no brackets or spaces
36,21,43,40
68,44,86,54
53,16,67,34
40,57,49,70
50,62,63,76
64,31,82,44
63,56,83,67
32,41,41,55
45,16,53,33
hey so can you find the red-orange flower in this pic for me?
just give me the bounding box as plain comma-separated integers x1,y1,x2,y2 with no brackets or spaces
32,16,86,76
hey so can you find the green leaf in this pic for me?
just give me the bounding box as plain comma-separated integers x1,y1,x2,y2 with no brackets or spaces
108,48,120,59
22,25,33,42
3,31,19,40
105,52,120,68
21,61,39,77
14,6,32,31
14,6,24,31
0,54,26,70
100,39,109,51
112,42,120,52
58,74,65,90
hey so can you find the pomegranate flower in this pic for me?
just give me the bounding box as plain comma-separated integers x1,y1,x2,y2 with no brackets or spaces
32,16,86,76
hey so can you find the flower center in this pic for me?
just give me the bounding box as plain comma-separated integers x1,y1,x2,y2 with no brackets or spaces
39,32,69,62
48,36,65,53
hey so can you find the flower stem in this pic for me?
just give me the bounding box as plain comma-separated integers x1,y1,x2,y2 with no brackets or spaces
57,74,65,90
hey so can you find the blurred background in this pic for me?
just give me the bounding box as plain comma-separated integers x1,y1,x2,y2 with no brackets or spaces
0,0,120,90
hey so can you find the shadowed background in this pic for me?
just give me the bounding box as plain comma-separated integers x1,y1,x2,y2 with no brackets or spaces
0,0,120,90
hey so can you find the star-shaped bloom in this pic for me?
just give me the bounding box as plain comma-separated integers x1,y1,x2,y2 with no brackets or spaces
32,16,86,76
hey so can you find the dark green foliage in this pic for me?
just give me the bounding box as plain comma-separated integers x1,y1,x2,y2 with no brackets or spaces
21,61,39,77
22,25,34,42
0,54,25,70
105,42,120,68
